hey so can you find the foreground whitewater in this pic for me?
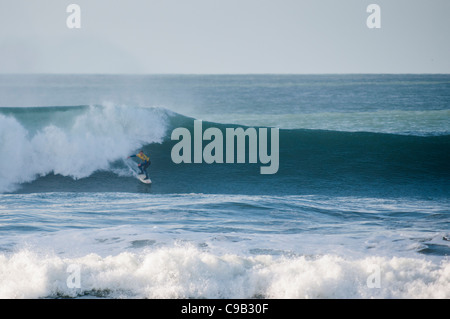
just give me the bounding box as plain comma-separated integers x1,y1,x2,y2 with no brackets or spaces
1,192,449,299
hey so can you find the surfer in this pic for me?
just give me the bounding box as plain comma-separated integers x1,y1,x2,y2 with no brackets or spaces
128,150,151,180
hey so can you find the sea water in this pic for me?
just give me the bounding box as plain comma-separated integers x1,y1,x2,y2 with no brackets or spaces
0,74,449,298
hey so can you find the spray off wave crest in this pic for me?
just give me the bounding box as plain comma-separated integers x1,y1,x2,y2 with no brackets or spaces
0,104,169,193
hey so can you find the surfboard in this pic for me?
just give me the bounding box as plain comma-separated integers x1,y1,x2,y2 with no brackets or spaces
137,174,151,184
125,158,151,184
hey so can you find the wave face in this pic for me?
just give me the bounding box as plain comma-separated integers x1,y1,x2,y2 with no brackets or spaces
1,104,449,197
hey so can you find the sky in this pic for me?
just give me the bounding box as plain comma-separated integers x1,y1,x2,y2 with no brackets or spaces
0,0,449,74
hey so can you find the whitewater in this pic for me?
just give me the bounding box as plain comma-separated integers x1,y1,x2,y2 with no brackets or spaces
0,74,449,299
0,104,168,193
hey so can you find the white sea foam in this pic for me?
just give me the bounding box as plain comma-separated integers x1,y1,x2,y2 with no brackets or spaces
0,246,448,299
0,104,168,193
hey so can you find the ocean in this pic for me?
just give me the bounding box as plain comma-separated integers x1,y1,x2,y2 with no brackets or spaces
0,74,449,299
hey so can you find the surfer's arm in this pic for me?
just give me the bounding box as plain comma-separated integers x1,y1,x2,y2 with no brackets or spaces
128,155,137,158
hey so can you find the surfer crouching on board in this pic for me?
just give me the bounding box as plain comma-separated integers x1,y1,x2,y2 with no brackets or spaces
128,150,151,180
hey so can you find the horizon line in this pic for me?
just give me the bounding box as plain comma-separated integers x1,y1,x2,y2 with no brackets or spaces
1,72,450,76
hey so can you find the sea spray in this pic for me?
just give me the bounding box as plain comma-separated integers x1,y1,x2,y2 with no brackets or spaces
0,105,168,193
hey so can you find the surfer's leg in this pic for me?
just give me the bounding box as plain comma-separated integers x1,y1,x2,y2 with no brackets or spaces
143,162,150,179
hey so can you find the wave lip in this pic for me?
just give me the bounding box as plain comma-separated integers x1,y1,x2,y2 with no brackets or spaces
202,109,450,136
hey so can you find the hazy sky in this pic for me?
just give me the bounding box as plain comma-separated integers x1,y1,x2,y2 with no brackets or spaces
0,0,449,74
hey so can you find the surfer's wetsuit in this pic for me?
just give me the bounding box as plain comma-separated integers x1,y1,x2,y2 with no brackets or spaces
130,152,150,179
